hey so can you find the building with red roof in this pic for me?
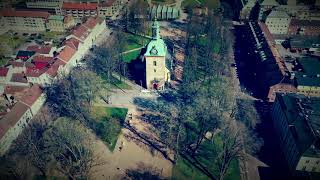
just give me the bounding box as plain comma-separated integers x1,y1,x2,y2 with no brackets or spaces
0,84,45,155
60,2,98,19
57,45,77,64
0,67,10,83
0,9,50,32
26,45,56,57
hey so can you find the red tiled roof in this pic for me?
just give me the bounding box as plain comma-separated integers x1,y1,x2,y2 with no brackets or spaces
64,37,81,50
10,73,28,83
27,45,53,55
46,59,66,77
32,55,54,63
83,17,98,29
0,67,9,77
0,102,30,139
62,2,98,10
20,84,43,107
3,85,29,95
57,45,76,63
9,61,35,68
26,66,48,77
0,9,50,19
72,25,90,41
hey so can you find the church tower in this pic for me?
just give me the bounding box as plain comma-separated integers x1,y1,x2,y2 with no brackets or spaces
144,19,170,90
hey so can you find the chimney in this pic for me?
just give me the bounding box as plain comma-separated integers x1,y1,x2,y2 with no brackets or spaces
290,72,295,80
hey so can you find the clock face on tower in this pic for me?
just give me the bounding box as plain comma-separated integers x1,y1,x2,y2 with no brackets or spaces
150,46,158,55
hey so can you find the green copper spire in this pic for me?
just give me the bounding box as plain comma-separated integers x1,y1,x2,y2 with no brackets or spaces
152,18,160,40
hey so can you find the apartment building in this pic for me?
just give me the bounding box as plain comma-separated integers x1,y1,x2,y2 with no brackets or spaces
59,2,98,19
0,9,50,32
265,10,291,35
26,0,62,10
272,93,320,174
98,0,123,17
0,85,45,155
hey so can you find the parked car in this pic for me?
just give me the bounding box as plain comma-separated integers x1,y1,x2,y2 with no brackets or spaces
22,33,29,36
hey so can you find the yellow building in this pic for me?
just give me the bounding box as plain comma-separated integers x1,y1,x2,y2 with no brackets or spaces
143,20,170,90
46,15,75,32
98,0,123,18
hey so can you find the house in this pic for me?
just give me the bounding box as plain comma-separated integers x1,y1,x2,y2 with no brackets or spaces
0,84,45,155
272,93,320,174
0,9,50,32
16,50,36,61
3,85,30,105
26,45,56,57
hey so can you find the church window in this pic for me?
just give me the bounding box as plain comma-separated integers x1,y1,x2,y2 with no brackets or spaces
154,69,156,73
153,61,157,66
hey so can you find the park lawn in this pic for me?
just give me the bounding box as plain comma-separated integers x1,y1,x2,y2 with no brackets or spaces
91,106,128,151
199,36,221,54
0,58,8,66
172,157,210,180
0,33,26,56
122,50,141,63
172,134,240,180
39,31,64,42
125,33,149,51
99,73,132,90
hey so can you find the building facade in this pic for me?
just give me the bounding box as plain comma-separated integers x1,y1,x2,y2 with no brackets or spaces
26,0,62,10
0,9,50,32
46,15,76,32
59,2,98,20
271,93,320,174
143,20,170,90
98,0,123,17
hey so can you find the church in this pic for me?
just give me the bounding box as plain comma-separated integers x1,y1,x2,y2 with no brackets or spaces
143,19,171,90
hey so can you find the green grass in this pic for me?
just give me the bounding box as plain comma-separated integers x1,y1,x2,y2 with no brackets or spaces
0,33,26,56
0,58,8,66
198,36,221,54
91,106,128,151
39,31,64,42
99,74,132,90
172,134,240,180
122,50,141,62
172,157,210,180
125,33,149,51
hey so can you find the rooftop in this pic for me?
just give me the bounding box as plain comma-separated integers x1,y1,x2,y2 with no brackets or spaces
57,45,76,63
10,73,28,83
295,57,320,87
267,10,290,18
0,102,30,139
276,93,320,157
20,84,43,107
290,19,320,27
62,2,98,10
0,67,9,77
0,9,50,19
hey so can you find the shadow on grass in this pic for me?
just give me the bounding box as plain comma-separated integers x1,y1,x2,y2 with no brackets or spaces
91,106,128,152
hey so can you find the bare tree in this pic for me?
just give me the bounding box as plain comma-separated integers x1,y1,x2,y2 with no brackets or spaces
215,120,245,180
43,118,106,179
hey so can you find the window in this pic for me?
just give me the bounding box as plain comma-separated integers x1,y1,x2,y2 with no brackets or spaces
154,69,156,73
306,160,310,163
302,166,306,171
153,61,157,66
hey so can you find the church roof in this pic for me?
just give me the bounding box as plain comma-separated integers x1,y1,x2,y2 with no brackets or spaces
145,38,167,57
